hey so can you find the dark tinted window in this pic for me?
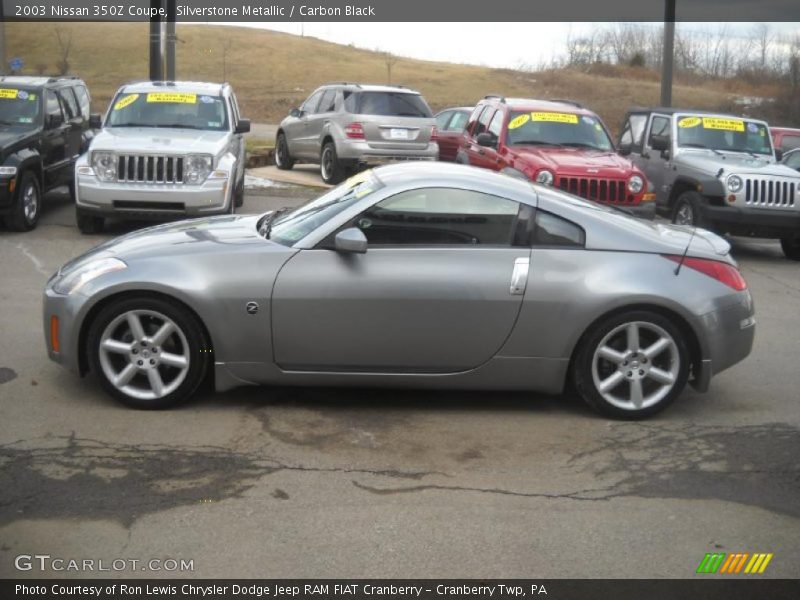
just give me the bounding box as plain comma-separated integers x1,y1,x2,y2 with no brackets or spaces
45,91,63,120
318,89,337,113
58,88,80,120
533,211,585,247
348,92,432,117
354,187,523,246
73,85,91,119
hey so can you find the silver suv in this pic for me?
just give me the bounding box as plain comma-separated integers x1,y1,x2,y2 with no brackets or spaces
620,108,800,260
275,83,438,184
74,81,250,233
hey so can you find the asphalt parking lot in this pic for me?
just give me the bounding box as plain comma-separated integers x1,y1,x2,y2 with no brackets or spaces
1,186,799,579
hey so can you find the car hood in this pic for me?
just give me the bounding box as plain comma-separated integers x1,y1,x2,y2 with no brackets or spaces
89,127,230,156
510,146,638,176
0,127,38,160
56,214,290,278
675,150,800,178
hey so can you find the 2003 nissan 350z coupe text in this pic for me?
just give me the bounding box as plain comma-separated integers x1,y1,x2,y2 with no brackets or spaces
43,162,755,419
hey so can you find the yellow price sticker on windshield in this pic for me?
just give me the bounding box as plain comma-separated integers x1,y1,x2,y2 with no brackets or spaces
702,117,744,132
146,92,197,104
531,112,579,124
678,117,701,128
113,94,139,110
0,88,19,99
508,114,530,129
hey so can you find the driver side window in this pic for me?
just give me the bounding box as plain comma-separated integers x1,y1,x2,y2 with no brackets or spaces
349,187,525,246
648,116,671,147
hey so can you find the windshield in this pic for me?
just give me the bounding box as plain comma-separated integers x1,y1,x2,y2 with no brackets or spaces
344,92,432,117
0,87,41,126
266,170,385,246
106,91,229,131
506,111,613,151
676,115,772,156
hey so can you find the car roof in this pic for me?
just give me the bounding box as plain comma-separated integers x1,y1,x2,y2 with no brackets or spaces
0,75,82,87
437,106,473,113
771,126,800,134
482,97,596,116
120,80,227,94
320,82,422,95
627,106,766,121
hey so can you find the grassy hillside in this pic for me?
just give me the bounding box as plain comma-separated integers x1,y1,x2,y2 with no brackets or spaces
5,22,761,136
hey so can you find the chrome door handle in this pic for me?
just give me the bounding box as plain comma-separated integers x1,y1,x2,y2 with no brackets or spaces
509,257,530,295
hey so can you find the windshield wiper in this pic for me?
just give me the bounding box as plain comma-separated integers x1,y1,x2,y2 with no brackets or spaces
563,142,609,151
159,123,204,130
112,123,158,128
260,207,292,239
681,143,724,157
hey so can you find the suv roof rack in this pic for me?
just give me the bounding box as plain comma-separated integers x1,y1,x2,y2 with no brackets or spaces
151,81,178,86
325,82,362,87
484,94,506,103
47,75,80,83
549,98,583,108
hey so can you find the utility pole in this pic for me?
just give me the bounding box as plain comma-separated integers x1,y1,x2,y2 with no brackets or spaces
166,0,176,80
0,2,6,75
149,0,164,80
660,0,676,107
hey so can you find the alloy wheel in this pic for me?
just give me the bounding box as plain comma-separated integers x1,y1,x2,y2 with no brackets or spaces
22,182,39,224
321,147,333,180
591,321,680,411
674,201,694,226
98,309,190,401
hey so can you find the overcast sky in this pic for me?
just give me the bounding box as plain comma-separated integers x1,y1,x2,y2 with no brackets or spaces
215,22,800,69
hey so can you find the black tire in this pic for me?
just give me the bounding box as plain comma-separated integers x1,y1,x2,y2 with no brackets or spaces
573,310,690,420
76,210,104,234
781,234,800,261
671,191,707,228
86,296,210,410
320,141,346,184
234,175,245,208
274,132,295,170
6,170,42,231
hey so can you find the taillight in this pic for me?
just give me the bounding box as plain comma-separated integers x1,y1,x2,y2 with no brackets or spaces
663,255,747,291
430,126,439,142
345,122,365,139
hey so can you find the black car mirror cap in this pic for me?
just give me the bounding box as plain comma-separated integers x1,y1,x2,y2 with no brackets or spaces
476,132,497,147
650,135,670,152
334,227,368,254
235,119,251,134
89,113,103,128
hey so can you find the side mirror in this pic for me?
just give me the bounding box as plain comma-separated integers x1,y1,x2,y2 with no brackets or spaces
650,135,670,152
618,143,632,156
334,227,368,254
89,114,102,128
775,149,784,162
235,118,251,134
47,113,64,129
476,132,497,148
289,107,301,118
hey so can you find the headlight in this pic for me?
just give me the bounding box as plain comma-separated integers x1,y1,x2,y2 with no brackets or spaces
53,257,127,295
91,152,117,182
0,166,17,177
185,154,213,184
727,175,743,193
628,175,644,194
535,170,554,185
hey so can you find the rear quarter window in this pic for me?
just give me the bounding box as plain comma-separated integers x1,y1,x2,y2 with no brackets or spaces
533,211,585,247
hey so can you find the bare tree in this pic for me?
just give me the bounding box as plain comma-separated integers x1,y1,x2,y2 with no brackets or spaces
54,26,72,75
382,52,399,85
752,23,773,69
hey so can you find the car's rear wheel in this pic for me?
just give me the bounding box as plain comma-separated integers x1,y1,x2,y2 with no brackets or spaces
780,234,800,261
573,310,690,419
87,296,210,409
5,170,41,231
320,141,346,184
275,133,295,170
76,210,104,234
672,191,706,228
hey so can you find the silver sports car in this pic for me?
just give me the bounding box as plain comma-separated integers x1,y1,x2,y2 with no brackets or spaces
43,163,755,418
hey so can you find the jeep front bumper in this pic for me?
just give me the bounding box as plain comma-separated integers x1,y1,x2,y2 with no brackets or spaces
700,204,800,238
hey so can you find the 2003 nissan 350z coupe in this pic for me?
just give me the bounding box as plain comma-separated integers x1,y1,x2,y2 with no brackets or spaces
43,163,755,418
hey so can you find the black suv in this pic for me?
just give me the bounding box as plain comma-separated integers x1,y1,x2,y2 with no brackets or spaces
1,76,96,231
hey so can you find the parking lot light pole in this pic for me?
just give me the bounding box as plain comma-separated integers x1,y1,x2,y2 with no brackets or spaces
149,0,164,81
660,0,676,107
166,0,176,80
0,2,6,75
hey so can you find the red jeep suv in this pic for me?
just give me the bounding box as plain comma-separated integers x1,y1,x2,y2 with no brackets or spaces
457,96,655,218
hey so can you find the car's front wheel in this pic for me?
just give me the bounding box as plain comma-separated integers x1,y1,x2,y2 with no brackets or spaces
5,170,41,231
275,132,295,170
87,296,210,409
672,191,706,228
76,210,104,234
780,234,800,261
320,141,346,184
573,310,690,419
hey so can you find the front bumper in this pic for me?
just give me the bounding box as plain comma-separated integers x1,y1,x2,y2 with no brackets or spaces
336,139,439,163
43,282,88,376
701,204,800,238
76,173,230,219
0,176,15,215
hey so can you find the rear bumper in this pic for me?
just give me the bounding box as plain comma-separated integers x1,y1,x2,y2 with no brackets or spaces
337,139,439,163
701,204,800,238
